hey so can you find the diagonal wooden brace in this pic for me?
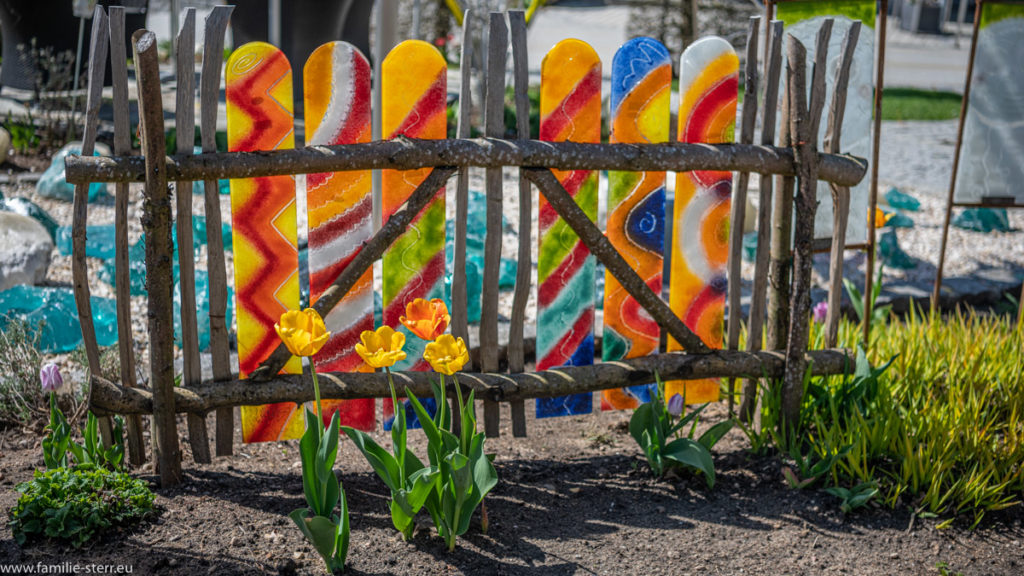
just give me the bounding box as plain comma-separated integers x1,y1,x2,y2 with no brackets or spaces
523,167,711,355
249,166,458,381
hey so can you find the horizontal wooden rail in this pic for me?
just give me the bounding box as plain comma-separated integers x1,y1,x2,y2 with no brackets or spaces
65,138,868,188
89,348,855,416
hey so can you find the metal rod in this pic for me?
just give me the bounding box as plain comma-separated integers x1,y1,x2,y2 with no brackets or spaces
863,0,888,343
933,1,982,311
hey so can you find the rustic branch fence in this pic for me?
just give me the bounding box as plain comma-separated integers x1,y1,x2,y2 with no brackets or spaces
66,6,867,487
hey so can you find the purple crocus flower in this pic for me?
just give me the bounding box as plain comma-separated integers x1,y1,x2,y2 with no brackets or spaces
813,301,828,323
40,363,64,393
667,393,684,417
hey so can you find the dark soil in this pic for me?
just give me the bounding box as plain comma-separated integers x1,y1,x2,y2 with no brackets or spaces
2,404,1023,575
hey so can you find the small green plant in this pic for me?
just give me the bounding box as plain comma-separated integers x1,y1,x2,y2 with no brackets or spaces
4,114,40,153
824,481,879,514
345,325,438,542
8,466,155,547
935,561,966,576
629,374,732,487
68,412,126,472
843,260,891,329
408,369,497,552
42,390,72,470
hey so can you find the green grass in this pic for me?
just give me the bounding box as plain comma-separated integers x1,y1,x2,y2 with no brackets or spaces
742,307,1024,528
881,87,962,121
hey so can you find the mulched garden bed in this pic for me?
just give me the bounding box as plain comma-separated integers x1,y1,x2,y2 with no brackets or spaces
2,404,1021,575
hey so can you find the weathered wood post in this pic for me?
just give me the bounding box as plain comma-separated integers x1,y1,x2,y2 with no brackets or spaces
134,29,182,487
200,5,235,457
823,22,861,348
780,24,829,428
726,17,760,415
507,10,532,437
481,12,508,438
173,8,213,465
740,19,784,422
71,6,115,448
108,6,146,466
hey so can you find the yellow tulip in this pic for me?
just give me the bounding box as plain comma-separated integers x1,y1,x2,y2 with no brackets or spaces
399,298,451,341
423,334,470,376
275,308,331,358
355,326,407,369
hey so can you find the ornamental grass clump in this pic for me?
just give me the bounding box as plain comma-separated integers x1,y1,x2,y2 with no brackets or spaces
745,306,1024,527
277,309,349,574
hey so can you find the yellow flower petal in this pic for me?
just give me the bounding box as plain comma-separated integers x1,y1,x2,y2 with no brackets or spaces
276,308,331,357
355,326,407,368
423,334,469,375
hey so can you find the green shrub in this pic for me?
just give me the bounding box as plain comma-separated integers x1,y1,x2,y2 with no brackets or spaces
9,466,155,547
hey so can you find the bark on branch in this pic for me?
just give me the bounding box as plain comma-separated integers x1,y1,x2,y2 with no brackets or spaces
65,138,868,188
90,349,855,416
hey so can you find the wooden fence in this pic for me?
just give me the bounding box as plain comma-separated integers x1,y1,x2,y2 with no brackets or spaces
65,6,867,487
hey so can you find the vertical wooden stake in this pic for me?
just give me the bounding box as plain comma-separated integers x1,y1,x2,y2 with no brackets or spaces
199,5,235,457
480,12,508,438
451,9,475,438
135,29,182,488
71,6,114,448
108,6,146,466
781,32,824,430
740,19,783,422
174,8,212,465
507,10,531,437
823,22,861,348
726,16,760,416
766,89,794,351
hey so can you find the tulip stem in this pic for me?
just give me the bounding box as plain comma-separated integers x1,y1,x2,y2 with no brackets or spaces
310,361,323,426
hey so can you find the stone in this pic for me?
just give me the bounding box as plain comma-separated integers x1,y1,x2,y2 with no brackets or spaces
952,207,1011,234
0,212,53,292
0,126,11,164
99,238,150,296
56,224,116,260
0,196,59,240
35,143,108,202
0,285,118,353
742,231,758,262
878,229,916,270
885,211,915,229
885,187,921,212
442,189,517,323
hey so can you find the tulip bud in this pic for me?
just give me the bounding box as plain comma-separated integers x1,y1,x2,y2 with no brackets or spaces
40,363,64,393
667,393,684,417
813,301,828,323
